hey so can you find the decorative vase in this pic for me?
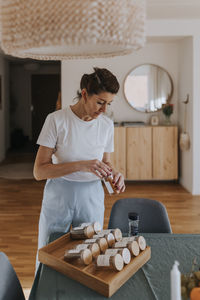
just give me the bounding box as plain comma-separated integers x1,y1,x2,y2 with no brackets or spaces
179,132,190,151
164,115,172,125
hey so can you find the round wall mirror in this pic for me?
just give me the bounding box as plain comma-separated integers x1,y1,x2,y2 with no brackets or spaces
124,64,173,113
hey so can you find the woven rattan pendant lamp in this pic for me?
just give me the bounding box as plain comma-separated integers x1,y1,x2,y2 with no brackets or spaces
0,0,146,60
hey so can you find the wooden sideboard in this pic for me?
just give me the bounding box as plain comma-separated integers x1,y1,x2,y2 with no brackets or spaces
110,126,178,180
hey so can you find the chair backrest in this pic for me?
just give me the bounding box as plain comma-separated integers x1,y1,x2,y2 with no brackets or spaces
0,252,25,300
108,198,172,233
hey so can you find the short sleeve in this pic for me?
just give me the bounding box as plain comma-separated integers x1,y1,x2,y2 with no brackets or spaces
37,113,57,148
104,121,114,153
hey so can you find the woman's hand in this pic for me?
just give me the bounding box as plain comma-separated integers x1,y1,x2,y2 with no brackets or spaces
101,153,125,193
112,171,126,193
80,159,112,178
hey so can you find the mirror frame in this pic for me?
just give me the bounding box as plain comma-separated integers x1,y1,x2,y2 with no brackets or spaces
123,63,174,113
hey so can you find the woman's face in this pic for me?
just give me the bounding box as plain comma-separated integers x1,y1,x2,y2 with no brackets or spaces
82,90,115,119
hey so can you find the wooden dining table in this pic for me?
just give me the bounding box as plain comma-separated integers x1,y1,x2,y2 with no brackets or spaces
29,233,200,300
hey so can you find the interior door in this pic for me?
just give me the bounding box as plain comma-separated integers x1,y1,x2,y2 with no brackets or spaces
31,74,60,144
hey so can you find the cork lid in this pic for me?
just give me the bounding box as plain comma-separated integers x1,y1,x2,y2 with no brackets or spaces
112,254,124,271
112,228,122,241
121,248,131,265
97,237,108,252
128,240,140,257
93,222,102,233
90,242,100,257
137,236,146,250
128,212,139,221
105,233,115,247
80,249,92,265
84,225,95,238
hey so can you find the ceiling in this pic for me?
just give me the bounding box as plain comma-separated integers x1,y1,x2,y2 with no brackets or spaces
147,0,200,19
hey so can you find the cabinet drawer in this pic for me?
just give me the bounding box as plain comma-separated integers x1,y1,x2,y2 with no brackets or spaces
153,126,178,180
110,127,126,176
126,127,152,180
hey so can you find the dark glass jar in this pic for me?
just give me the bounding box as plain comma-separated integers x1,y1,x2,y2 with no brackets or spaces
128,212,139,236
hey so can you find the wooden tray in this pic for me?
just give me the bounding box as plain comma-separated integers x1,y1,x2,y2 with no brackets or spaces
38,233,151,297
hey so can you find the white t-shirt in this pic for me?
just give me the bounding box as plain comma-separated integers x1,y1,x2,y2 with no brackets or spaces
37,106,114,182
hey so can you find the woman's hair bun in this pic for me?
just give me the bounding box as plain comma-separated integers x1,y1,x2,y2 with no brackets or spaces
78,67,119,98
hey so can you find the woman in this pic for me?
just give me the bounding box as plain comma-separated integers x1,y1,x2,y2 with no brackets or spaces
33,67,125,263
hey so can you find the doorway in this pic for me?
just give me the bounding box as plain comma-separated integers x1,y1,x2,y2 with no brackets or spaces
5,60,61,168
31,74,60,144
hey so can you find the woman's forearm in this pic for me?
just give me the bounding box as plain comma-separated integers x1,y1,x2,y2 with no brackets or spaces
33,159,112,181
33,161,82,181
34,147,113,181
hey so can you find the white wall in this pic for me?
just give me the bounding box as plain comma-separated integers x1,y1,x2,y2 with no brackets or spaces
147,19,200,195
192,37,200,194
62,42,179,125
178,37,193,193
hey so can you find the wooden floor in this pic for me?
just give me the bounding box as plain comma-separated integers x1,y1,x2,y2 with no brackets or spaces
0,169,200,296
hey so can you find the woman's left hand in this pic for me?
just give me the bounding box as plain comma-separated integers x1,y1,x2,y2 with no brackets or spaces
112,171,126,193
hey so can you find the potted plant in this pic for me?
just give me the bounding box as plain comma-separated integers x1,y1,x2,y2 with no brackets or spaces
162,103,174,124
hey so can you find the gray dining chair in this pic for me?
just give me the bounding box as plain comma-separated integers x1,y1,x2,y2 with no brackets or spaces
108,198,172,233
0,252,25,300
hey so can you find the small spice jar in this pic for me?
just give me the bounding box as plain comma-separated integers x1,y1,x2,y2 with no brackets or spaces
96,253,124,271
64,248,92,265
127,240,140,257
104,233,115,247
70,225,94,239
105,248,131,265
84,237,108,253
121,236,146,251
98,228,122,242
103,175,118,194
121,236,135,242
113,239,139,256
128,212,139,236
110,228,122,241
107,175,117,191
134,236,146,251
75,242,100,258
79,222,102,234
112,240,127,249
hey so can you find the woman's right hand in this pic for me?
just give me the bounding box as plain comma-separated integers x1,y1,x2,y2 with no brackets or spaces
33,146,112,181
80,159,112,178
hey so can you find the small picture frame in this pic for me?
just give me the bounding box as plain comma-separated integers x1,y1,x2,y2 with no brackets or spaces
150,115,159,126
